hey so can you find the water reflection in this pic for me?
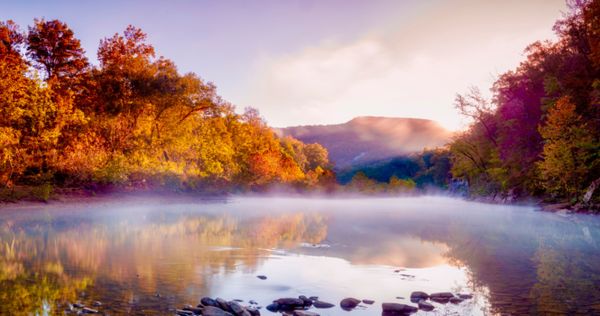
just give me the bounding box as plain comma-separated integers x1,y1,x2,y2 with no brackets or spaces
1,196,600,315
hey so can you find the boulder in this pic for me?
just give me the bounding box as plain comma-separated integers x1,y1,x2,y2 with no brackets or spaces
340,297,361,310
449,297,463,304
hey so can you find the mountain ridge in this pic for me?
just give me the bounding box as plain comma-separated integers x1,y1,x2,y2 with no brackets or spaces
276,116,453,168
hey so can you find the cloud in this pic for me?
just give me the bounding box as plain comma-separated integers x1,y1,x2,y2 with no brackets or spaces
240,0,566,130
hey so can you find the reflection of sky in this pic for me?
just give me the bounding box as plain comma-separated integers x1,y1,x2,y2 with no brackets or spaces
1,196,600,315
211,254,483,316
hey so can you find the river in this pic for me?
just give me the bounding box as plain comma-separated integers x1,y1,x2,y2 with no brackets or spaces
0,196,599,315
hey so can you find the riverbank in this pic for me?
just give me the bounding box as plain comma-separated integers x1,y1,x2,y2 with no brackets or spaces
2,184,597,214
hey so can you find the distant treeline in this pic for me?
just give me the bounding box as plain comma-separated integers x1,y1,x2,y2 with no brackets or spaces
337,149,451,192
0,20,335,200
341,1,600,209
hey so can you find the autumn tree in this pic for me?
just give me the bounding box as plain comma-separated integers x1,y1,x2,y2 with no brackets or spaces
537,97,597,198
26,19,88,84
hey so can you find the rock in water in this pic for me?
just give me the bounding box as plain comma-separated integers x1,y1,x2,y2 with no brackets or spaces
458,293,473,300
382,303,418,314
246,307,260,316
293,311,320,316
201,297,218,307
362,299,375,304
410,291,429,302
275,298,305,310
299,295,312,306
257,275,267,280
266,303,280,312
313,301,335,308
228,301,249,316
418,301,434,311
340,297,361,310
183,305,204,314
203,306,235,316
216,298,232,312
430,292,453,299
449,297,464,304
430,292,454,304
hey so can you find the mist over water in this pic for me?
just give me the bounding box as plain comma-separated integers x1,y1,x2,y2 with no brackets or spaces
1,196,599,315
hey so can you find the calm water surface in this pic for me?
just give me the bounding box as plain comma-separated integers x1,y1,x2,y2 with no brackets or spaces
1,196,600,315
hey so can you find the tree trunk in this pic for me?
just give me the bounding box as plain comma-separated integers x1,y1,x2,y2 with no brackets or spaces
583,177,600,204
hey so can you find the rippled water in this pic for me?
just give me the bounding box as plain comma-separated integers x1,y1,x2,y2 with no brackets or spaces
1,196,600,315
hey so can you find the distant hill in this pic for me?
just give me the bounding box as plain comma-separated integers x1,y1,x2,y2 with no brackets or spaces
276,116,453,168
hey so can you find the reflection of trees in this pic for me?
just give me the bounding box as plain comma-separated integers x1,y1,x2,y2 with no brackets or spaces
323,209,600,315
0,211,328,315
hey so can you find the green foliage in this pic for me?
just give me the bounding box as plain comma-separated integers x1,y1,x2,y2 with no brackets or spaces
337,148,451,191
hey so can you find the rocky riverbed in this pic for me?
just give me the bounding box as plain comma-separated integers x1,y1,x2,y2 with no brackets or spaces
63,290,473,315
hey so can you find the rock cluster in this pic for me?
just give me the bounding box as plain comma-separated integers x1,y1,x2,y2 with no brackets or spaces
177,297,260,316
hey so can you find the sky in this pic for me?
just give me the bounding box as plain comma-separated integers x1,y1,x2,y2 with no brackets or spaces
2,0,568,130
